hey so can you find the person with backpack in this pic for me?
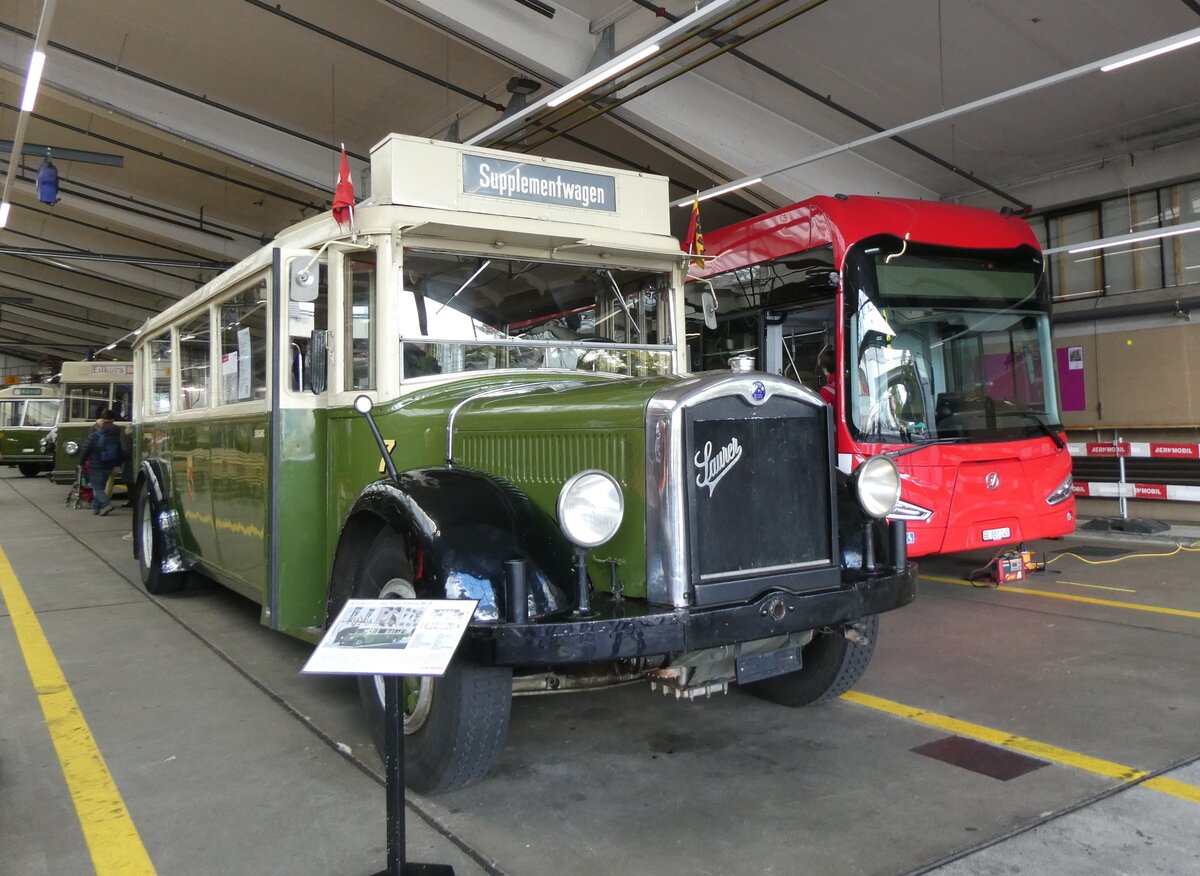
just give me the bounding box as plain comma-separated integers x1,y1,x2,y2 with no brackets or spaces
77,408,123,516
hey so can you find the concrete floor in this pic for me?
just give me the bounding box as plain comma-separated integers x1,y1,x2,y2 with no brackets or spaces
2,467,1199,876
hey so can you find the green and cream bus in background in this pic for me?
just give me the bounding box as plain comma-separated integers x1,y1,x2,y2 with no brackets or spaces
130,134,917,793
48,361,135,484
0,383,62,477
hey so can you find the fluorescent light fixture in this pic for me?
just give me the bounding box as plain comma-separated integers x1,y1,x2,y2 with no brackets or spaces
674,178,763,208
547,44,660,107
1101,33,1200,72
683,25,1200,206
1067,222,1200,254
0,202,9,227
466,0,739,146
1074,242,1170,263
21,50,46,112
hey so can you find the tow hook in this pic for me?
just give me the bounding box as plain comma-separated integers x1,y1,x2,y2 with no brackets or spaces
843,624,871,647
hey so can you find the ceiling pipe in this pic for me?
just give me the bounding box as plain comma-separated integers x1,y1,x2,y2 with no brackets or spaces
678,24,1200,207
627,0,1025,210
0,99,324,212
510,0,829,154
1053,295,1200,326
239,0,506,111
379,0,772,215
0,246,231,270
467,0,756,146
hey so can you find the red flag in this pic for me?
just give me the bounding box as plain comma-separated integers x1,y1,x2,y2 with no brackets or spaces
683,194,704,267
332,146,355,228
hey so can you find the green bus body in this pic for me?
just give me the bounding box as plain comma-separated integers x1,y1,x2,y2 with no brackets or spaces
138,373,659,634
0,384,61,476
129,135,916,792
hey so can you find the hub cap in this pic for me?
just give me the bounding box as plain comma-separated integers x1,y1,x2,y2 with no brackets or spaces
372,578,433,734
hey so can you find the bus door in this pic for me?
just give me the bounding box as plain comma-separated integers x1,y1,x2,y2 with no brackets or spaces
762,303,837,396
209,278,271,600
266,247,334,631
171,308,221,565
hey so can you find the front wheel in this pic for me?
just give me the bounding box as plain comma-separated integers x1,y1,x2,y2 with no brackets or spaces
354,530,512,794
742,615,879,706
18,463,42,477
136,481,186,595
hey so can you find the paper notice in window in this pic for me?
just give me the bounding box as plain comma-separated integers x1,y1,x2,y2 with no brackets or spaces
238,327,252,399
221,351,238,401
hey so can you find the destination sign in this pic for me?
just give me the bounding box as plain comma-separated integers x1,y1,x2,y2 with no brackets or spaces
462,154,616,212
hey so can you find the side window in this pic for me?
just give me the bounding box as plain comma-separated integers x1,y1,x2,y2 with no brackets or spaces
345,253,376,390
288,263,328,392
66,386,110,421
219,281,268,404
0,401,19,427
178,311,212,410
151,332,173,413
112,385,133,421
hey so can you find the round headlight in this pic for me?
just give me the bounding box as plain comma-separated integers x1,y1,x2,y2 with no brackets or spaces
64,440,79,455
557,470,624,549
852,456,901,519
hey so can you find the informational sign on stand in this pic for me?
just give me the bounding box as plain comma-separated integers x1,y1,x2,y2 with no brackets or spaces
302,598,476,677
302,598,477,876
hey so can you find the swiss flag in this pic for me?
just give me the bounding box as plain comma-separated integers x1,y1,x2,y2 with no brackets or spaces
332,146,355,228
683,194,704,267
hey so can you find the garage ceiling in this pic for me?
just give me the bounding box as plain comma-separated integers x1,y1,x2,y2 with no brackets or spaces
1,0,1198,364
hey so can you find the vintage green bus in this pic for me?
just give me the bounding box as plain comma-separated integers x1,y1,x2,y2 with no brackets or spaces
49,361,135,484
130,134,916,793
0,383,62,476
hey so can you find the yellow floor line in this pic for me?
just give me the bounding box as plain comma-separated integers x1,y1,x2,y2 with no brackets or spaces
842,690,1200,803
1058,580,1137,593
0,545,156,875
923,573,1200,620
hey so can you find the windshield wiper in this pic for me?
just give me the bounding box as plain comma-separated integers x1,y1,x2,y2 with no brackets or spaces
883,436,963,460
1015,410,1066,450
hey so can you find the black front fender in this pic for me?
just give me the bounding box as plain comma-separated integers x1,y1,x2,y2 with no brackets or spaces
134,458,186,573
327,467,574,626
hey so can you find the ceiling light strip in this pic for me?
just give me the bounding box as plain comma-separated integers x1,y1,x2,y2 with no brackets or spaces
0,0,59,228
19,51,47,112
547,44,660,107
1100,32,1200,72
1039,219,1200,256
466,0,741,146
675,24,1200,207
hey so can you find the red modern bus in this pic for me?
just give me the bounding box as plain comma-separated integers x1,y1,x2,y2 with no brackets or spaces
687,195,1074,557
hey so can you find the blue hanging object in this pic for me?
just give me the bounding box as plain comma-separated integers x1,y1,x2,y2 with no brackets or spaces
36,155,59,205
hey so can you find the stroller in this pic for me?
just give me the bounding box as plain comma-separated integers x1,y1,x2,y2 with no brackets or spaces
65,462,95,509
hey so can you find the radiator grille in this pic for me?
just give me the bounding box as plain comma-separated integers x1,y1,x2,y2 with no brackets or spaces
458,431,632,488
684,396,831,584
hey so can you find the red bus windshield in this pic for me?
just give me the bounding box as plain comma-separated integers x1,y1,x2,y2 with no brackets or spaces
844,236,1058,446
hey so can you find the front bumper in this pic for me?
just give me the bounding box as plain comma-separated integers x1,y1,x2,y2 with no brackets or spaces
466,561,918,666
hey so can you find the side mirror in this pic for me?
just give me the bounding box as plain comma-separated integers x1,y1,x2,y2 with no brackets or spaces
290,261,318,302
309,329,328,395
701,288,718,331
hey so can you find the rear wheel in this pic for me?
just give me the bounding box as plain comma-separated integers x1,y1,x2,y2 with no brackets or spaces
354,530,512,794
136,481,186,595
743,615,879,706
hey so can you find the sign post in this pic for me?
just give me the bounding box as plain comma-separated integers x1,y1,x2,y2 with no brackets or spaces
303,598,478,876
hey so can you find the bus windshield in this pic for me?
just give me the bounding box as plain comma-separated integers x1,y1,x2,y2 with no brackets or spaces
396,250,675,378
844,237,1058,445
